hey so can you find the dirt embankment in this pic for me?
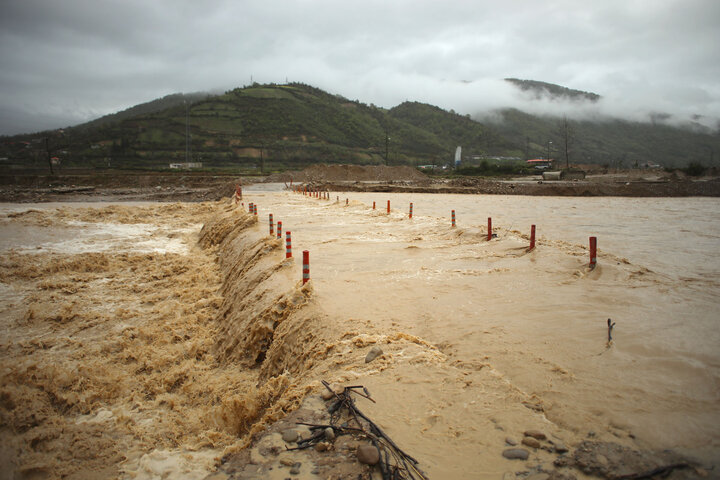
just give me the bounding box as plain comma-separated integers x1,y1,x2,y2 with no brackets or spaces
0,173,248,203
264,164,431,184
2,165,720,201
287,166,720,197
322,176,720,197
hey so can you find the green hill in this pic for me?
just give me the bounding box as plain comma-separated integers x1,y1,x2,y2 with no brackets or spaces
1,81,718,173
504,78,601,102
487,107,720,168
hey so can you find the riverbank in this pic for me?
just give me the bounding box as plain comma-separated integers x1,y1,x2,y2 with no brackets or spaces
2,166,719,203
0,195,715,478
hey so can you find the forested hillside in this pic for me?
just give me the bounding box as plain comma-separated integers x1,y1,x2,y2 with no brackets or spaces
1,81,718,173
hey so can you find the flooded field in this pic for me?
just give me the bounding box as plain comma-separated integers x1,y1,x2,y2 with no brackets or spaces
0,189,718,479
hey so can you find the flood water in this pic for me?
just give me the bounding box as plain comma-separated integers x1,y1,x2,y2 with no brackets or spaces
0,191,718,478
243,185,720,473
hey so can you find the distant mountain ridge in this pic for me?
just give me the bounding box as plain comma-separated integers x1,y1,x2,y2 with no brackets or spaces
1,81,718,172
505,78,601,103
77,92,212,129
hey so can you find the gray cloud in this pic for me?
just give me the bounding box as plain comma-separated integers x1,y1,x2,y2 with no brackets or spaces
1,0,719,135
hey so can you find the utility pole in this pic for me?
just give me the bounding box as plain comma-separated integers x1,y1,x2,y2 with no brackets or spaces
547,141,552,164
45,137,54,175
185,101,189,163
563,115,570,170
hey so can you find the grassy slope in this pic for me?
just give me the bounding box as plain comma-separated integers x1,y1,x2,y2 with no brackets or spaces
2,82,719,171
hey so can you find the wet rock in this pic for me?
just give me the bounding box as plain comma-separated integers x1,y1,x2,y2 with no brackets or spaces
554,440,689,479
281,429,299,443
279,458,295,466
357,445,380,465
365,346,383,363
502,448,529,460
522,437,541,449
524,430,547,440
321,384,344,400
324,427,335,442
505,437,518,446
290,462,301,474
553,442,569,454
314,442,330,452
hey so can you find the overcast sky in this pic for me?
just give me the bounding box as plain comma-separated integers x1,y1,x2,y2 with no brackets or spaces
1,0,719,135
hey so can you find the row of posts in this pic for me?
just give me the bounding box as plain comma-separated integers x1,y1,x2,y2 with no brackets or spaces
244,201,311,284
296,188,598,269
247,188,599,283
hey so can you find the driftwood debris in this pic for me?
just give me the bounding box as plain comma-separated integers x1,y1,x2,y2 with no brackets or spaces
607,318,616,343
287,380,430,480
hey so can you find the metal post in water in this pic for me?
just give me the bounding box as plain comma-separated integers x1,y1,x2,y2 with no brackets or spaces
277,221,282,240
589,236,597,268
269,214,274,235
409,202,413,219
302,250,310,284
529,225,536,251
387,200,390,214
286,231,292,258
452,210,456,227
487,217,492,241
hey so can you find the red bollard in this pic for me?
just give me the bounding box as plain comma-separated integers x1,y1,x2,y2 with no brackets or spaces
373,201,376,210
286,231,292,258
269,214,274,235
346,198,349,206
529,225,536,251
249,202,253,213
387,200,390,214
451,210,456,227
487,217,492,241
589,236,597,269
302,250,309,284
253,204,257,216
409,202,413,219
277,221,282,240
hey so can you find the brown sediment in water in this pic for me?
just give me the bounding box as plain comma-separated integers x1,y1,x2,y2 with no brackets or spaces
0,194,717,479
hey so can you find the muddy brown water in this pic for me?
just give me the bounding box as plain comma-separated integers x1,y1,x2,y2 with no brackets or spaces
0,190,718,479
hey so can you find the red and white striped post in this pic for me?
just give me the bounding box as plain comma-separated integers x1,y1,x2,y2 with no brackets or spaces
387,200,390,214
253,204,258,216
451,210,456,227
285,231,292,258
249,202,254,213
487,217,492,241
302,250,310,284
269,214,274,235
409,202,413,219
373,201,376,210
529,225,536,251
277,221,282,240
589,236,597,269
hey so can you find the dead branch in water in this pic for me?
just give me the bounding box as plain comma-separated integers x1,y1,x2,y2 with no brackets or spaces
286,380,429,480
